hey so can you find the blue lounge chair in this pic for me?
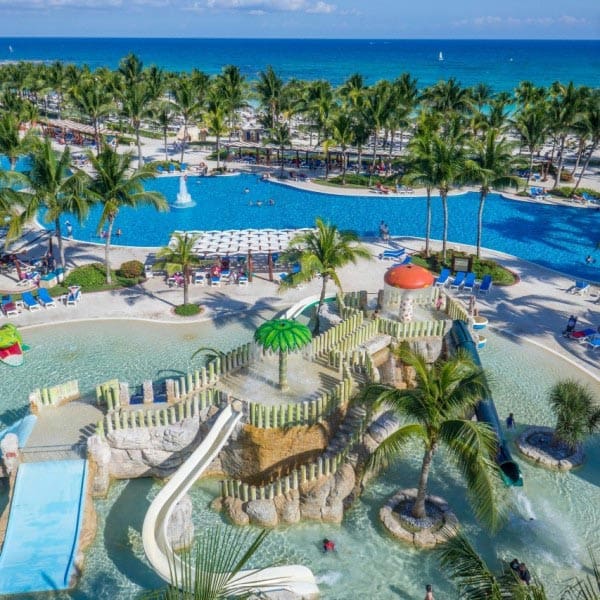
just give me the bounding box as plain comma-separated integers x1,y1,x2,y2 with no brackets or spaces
435,268,451,287
379,248,405,261
570,281,589,296
392,255,412,267
168,164,176,173
156,165,164,174
66,287,81,306
463,272,476,292
21,291,41,311
450,271,466,289
585,334,600,350
478,274,493,295
37,288,56,308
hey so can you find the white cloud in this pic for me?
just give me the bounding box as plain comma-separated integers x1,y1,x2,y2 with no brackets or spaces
452,14,589,28
306,1,335,14
203,0,335,14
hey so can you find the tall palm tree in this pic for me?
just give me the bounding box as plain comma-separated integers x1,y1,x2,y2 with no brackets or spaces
155,101,176,162
205,91,228,171
572,91,600,194
88,147,168,284
431,118,467,262
365,347,504,530
437,531,547,599
171,76,203,164
0,111,35,170
118,52,144,87
329,110,355,185
255,66,283,130
549,380,600,453
119,80,154,167
362,81,392,186
465,129,519,258
424,77,471,115
19,138,91,269
215,65,248,138
156,233,201,306
283,218,371,334
514,105,548,183
264,121,291,177
68,75,113,154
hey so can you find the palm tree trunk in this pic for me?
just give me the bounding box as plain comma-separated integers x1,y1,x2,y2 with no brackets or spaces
135,124,142,168
180,120,187,164
341,149,347,185
216,135,221,170
369,133,378,187
104,218,114,284
571,138,585,176
94,119,100,156
313,275,329,336
54,217,65,269
412,446,435,519
425,188,432,258
528,150,535,183
553,135,567,189
278,350,288,391
183,266,189,305
476,190,486,259
573,141,597,194
441,191,449,263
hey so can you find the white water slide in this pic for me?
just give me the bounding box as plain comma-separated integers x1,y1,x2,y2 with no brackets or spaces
142,403,319,598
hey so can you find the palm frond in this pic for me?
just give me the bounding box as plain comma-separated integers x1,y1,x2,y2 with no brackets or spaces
365,423,425,474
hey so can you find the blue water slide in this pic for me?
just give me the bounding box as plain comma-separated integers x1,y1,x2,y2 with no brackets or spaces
450,320,523,487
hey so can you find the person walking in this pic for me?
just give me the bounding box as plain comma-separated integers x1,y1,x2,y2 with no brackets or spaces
506,412,516,429
424,584,434,599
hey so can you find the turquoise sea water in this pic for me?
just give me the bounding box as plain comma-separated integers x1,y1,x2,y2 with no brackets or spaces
1,323,597,599
1,38,599,90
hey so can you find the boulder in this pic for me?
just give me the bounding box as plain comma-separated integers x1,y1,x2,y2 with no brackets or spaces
406,337,443,364
246,499,278,527
167,494,194,551
274,489,301,524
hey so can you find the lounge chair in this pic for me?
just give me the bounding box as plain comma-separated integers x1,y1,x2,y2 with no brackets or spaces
1,295,18,317
193,271,206,286
66,287,81,306
569,281,589,296
584,334,600,350
379,248,406,261
238,274,248,286
210,275,221,287
478,274,493,295
463,272,476,292
435,268,451,287
37,288,56,308
21,291,41,311
450,271,467,289
568,328,596,342
392,255,412,267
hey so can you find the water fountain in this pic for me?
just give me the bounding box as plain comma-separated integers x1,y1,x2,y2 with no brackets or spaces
172,175,195,208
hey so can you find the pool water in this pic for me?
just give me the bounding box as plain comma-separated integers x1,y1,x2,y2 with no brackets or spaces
39,173,600,281
2,323,598,599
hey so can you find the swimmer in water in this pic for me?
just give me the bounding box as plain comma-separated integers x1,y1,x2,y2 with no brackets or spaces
244,188,250,193
268,198,275,206
256,200,263,207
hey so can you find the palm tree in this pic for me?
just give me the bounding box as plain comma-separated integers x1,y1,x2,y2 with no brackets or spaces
0,111,35,170
437,531,548,599
365,347,504,530
329,110,355,185
255,66,283,129
362,82,392,186
171,76,203,164
254,319,311,391
282,218,371,334
205,91,228,171
19,138,91,269
119,80,154,167
424,77,471,115
68,75,113,154
156,233,201,306
155,101,176,162
88,147,168,284
118,52,144,87
514,105,548,183
215,65,248,138
549,380,600,453
465,129,519,258
264,121,291,177
146,526,271,600
572,91,600,194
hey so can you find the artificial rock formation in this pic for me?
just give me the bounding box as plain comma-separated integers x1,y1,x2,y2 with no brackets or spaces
516,426,585,470
167,494,195,551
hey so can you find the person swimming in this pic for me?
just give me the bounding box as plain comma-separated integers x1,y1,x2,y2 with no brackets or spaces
243,188,250,193
322,538,335,552
268,198,275,206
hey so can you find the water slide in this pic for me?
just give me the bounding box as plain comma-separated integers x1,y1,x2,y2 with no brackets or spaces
450,320,523,487
142,404,319,598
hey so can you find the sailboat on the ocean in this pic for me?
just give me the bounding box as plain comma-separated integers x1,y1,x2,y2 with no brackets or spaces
438,51,444,62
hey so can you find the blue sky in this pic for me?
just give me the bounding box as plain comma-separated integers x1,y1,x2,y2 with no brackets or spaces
0,0,598,38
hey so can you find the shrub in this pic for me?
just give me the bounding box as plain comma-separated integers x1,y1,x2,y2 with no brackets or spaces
117,260,144,279
64,263,107,289
174,303,202,316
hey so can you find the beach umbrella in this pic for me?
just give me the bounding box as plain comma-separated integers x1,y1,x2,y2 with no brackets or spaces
254,319,312,391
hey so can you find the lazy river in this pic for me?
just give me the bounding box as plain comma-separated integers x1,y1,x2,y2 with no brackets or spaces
1,319,598,599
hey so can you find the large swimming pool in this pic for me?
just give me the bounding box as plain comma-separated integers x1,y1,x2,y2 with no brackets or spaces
38,173,600,282
1,320,599,599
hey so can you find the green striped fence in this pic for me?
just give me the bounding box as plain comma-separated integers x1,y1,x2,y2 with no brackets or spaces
445,295,469,322
376,316,447,339
246,376,354,429
29,380,80,410
96,388,224,438
308,311,366,358
331,348,377,383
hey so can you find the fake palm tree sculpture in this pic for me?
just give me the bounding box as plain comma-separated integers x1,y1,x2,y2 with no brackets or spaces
254,319,311,392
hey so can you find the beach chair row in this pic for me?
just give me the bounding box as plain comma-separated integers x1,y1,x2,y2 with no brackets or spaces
566,326,600,350
435,269,493,294
1,288,81,316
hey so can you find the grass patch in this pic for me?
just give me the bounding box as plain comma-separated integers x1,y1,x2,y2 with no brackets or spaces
46,262,144,295
174,303,202,316
412,249,517,286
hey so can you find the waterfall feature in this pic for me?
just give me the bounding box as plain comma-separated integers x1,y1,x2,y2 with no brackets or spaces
172,175,195,208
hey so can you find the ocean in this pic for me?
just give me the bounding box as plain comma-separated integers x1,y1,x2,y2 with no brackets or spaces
1,38,599,90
